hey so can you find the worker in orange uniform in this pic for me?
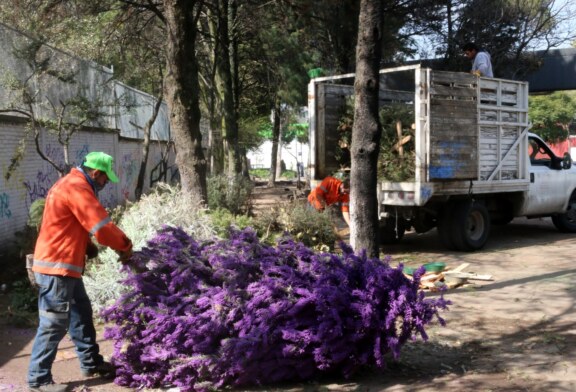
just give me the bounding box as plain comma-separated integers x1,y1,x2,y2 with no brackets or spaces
308,176,351,227
28,152,134,392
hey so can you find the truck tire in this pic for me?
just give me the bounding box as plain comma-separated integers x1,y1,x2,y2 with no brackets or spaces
379,217,406,244
450,200,491,251
551,192,576,232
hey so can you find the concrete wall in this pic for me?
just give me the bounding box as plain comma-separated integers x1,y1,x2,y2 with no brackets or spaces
0,22,179,245
0,119,175,244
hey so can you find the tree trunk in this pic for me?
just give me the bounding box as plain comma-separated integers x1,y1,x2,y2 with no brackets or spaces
210,0,241,177
350,0,383,258
275,131,282,179
135,94,163,200
208,119,225,176
268,101,281,187
163,0,207,202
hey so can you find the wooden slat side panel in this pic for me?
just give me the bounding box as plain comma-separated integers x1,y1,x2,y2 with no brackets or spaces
428,73,478,180
478,123,523,180
429,134,478,179
430,85,477,98
379,88,413,102
431,71,477,86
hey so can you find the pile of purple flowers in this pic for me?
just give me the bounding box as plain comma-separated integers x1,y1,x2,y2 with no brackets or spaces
102,226,449,391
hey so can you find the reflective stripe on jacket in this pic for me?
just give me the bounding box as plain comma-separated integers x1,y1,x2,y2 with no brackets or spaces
33,168,132,278
307,176,350,212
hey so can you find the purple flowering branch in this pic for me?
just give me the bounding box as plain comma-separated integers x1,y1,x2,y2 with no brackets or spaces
102,226,450,391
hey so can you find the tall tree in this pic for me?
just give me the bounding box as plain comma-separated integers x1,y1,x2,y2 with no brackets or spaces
248,3,311,186
204,0,242,176
350,0,383,257
163,0,208,201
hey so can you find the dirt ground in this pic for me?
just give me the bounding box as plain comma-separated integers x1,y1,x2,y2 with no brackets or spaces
1,216,575,392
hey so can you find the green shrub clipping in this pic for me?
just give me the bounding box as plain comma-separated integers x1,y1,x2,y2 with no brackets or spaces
207,174,253,215
254,200,338,251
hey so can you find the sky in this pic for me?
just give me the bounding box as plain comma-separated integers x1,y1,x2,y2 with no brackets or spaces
408,0,575,61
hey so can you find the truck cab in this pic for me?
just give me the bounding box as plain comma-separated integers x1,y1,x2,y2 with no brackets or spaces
520,133,576,223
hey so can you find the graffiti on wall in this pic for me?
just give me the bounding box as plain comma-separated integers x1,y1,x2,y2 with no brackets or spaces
120,152,138,200
22,145,93,210
0,193,12,219
150,148,179,188
75,144,90,165
44,144,65,173
23,170,53,209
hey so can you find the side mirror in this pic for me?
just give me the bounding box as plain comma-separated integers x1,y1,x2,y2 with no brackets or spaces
562,152,572,170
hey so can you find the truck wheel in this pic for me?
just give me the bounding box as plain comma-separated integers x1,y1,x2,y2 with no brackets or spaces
551,193,576,232
450,200,491,251
379,217,406,244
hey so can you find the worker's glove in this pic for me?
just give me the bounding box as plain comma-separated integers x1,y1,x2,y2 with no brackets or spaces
116,249,133,264
86,241,99,259
117,248,147,274
25,254,38,290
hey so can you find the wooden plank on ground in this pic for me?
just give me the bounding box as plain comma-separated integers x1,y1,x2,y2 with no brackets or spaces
443,271,494,281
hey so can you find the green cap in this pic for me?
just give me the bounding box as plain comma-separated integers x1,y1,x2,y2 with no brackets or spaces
83,152,119,183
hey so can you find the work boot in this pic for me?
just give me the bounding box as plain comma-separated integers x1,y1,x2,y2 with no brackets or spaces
28,382,68,392
81,361,116,379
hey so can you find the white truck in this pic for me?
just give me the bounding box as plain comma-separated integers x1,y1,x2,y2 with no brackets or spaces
307,65,576,251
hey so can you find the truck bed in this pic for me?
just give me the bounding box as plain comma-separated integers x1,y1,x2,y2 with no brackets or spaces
308,65,531,207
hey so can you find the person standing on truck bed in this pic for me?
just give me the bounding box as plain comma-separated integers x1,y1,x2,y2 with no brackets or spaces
308,176,351,227
462,42,493,77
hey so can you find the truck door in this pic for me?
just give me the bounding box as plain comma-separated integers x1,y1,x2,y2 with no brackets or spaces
523,136,568,215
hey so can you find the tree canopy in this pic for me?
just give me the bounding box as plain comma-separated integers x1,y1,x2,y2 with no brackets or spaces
529,92,576,142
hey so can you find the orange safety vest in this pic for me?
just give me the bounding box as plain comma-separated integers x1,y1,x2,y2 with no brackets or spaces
33,168,132,278
307,176,350,212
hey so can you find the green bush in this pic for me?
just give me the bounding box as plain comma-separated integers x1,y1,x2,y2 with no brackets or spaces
249,168,269,178
254,200,338,251
28,198,45,229
5,279,38,328
84,183,215,314
208,208,254,238
207,174,254,215
250,168,300,180
281,169,296,179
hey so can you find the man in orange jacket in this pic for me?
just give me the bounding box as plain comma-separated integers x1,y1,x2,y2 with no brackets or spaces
28,152,134,392
307,175,351,226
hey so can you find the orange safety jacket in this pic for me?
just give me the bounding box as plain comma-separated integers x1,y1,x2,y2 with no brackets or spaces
307,176,350,212
33,168,132,278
